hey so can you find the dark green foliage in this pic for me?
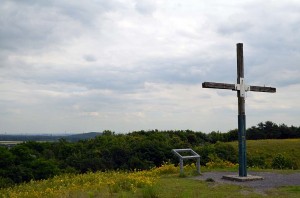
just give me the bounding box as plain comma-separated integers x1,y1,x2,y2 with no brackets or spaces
214,142,237,163
0,121,299,187
0,147,15,168
247,155,267,168
204,121,300,143
247,121,300,140
6,165,34,183
271,153,294,169
194,142,237,165
0,177,14,188
194,144,215,165
30,159,59,180
207,131,224,143
10,144,36,165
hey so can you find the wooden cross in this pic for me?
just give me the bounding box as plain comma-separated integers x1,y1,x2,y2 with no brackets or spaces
202,43,276,177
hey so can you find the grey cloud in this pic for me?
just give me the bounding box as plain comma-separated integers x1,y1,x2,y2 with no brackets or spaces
134,0,157,15
0,2,78,52
10,0,116,22
136,54,234,86
1,55,212,97
4,51,209,91
214,0,300,88
54,1,117,26
4,64,142,93
83,55,97,62
0,0,120,53
1,0,300,133
217,20,253,35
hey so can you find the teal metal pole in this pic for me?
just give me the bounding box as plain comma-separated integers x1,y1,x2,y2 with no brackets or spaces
238,114,247,176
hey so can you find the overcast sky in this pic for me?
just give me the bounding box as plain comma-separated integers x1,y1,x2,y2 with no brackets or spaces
1,0,300,134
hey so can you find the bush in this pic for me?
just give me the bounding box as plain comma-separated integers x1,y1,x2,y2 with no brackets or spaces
205,154,237,169
271,153,293,169
31,159,60,180
214,142,237,163
152,163,178,175
194,144,215,165
248,155,267,168
0,177,14,188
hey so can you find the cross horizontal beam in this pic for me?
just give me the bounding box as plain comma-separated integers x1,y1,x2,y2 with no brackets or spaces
202,82,235,90
202,82,276,93
249,85,276,93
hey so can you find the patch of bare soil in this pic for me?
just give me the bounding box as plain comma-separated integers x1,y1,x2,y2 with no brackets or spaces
194,171,300,193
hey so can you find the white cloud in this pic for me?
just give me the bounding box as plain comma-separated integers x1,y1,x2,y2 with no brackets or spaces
0,0,300,133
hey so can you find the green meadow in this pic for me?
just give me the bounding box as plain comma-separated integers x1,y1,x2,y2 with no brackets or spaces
1,139,299,197
227,139,300,169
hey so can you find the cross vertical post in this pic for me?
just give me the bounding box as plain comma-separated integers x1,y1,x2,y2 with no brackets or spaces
237,43,247,177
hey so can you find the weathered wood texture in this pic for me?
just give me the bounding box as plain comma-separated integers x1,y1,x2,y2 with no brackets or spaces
237,43,245,114
202,82,235,90
250,86,276,93
202,82,276,93
237,43,244,80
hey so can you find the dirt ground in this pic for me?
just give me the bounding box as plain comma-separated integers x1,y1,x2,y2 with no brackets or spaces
194,171,300,192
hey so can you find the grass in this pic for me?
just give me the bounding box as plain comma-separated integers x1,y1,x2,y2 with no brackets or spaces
282,186,300,193
135,169,300,198
134,175,299,198
226,139,300,168
266,186,300,198
145,176,243,198
0,164,299,198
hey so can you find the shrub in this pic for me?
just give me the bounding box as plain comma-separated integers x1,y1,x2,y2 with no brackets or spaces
271,153,293,169
214,142,237,163
205,154,237,169
151,163,178,175
31,159,60,180
248,155,267,168
194,144,215,165
0,177,14,188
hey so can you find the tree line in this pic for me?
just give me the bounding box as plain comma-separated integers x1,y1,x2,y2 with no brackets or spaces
208,121,300,143
0,121,299,188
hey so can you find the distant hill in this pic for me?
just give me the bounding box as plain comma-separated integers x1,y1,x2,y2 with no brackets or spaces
0,132,102,142
64,132,103,141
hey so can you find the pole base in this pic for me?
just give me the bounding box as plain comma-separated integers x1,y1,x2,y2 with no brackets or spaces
222,175,263,182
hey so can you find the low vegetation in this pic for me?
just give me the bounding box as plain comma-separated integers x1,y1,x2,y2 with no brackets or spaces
0,121,299,193
1,164,299,198
227,139,300,169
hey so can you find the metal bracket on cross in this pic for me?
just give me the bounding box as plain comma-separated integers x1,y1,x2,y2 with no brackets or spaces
235,78,250,98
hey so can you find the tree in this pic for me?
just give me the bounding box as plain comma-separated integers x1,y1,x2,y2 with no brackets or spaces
30,159,60,180
10,144,36,165
0,147,15,168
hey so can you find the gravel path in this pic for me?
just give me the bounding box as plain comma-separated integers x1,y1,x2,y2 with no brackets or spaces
194,171,300,191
